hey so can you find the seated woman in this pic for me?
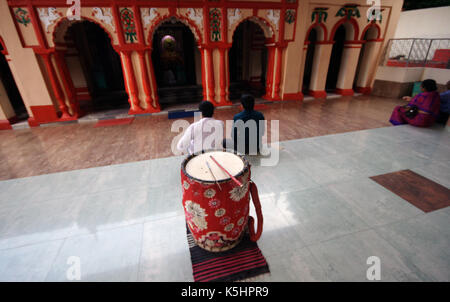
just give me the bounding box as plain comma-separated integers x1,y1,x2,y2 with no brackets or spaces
390,79,441,127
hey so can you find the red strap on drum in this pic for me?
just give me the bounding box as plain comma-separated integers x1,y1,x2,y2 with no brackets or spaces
248,181,263,242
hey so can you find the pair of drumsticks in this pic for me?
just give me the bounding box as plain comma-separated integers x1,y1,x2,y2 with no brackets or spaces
206,155,243,189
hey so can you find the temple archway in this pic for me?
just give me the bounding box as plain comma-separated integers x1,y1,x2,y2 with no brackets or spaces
325,19,359,92
229,20,269,101
150,18,202,108
302,24,327,95
354,24,381,92
53,18,127,115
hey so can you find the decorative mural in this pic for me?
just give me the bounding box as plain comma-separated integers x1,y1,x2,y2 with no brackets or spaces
92,8,115,31
209,8,221,42
267,9,280,30
120,8,137,43
186,8,203,31
336,4,361,19
141,8,159,30
227,8,241,29
285,9,296,24
14,8,31,27
38,7,62,33
311,7,329,23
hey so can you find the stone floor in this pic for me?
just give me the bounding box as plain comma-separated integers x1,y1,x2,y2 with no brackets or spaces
0,124,449,281
0,95,404,180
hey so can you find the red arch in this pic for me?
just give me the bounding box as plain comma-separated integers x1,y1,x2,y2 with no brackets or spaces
328,17,359,41
230,16,276,42
52,16,117,51
147,15,203,46
360,22,381,41
304,22,328,44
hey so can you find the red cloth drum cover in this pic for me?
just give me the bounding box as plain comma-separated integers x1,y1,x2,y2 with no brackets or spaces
181,151,262,252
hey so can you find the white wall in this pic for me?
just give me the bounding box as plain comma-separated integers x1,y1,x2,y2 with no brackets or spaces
394,6,450,39
376,66,450,85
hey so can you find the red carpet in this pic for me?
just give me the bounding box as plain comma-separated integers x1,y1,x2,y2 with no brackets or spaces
186,225,270,282
94,118,134,128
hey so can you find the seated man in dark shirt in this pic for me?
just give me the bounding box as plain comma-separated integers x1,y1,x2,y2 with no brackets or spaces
224,94,265,155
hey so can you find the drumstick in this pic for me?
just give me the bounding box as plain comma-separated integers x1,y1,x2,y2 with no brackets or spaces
206,161,222,190
209,155,243,187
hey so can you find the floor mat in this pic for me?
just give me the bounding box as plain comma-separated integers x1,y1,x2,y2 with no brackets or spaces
168,110,199,119
186,226,270,282
370,169,450,213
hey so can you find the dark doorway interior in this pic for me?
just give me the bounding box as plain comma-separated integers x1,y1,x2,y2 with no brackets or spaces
0,52,28,122
302,28,318,94
151,20,202,108
325,25,346,91
67,21,127,113
229,21,267,101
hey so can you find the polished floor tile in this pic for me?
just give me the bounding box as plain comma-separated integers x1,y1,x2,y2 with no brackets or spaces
45,224,143,282
307,229,423,282
374,215,450,281
273,187,370,245
0,239,63,282
138,216,193,282
0,124,449,281
326,178,423,227
259,248,330,282
412,160,450,188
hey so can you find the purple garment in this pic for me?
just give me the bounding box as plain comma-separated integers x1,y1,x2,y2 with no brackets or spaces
390,91,441,127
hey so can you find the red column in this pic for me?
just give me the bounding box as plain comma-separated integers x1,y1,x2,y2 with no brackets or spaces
205,47,215,103
146,50,160,111
273,46,284,101
200,47,207,100
218,47,228,104
263,45,275,100
40,52,70,119
54,50,78,117
122,50,143,114
137,49,155,112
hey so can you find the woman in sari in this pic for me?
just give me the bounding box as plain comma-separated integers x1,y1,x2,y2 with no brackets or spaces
390,79,441,127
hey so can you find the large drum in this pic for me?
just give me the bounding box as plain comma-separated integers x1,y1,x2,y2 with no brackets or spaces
181,151,263,252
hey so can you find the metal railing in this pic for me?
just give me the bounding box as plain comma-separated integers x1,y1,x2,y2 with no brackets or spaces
381,38,450,69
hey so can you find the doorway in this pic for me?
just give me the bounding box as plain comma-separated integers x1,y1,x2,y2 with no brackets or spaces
151,20,202,108
325,25,346,91
0,51,28,122
302,28,318,94
229,20,268,101
65,21,127,114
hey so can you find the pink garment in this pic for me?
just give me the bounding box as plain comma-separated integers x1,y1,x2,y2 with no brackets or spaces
390,91,441,127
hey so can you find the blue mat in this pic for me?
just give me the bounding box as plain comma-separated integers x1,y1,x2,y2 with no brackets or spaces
168,110,199,119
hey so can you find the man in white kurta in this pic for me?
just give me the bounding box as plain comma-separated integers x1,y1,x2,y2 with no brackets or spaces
177,101,224,155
